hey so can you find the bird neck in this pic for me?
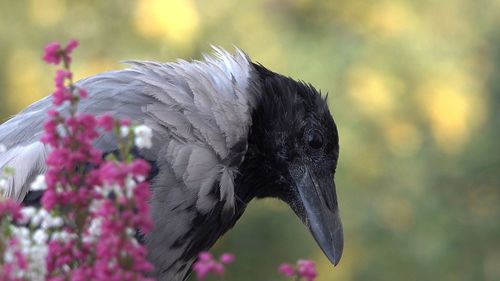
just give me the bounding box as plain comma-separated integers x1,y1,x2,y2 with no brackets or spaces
234,131,280,204
234,65,291,203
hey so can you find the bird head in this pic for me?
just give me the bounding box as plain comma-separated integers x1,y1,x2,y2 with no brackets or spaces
241,63,343,266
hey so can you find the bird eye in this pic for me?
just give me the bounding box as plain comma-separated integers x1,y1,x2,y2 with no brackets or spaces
307,129,324,149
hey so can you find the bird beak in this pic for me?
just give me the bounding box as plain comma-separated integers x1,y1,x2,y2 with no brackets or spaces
290,166,343,266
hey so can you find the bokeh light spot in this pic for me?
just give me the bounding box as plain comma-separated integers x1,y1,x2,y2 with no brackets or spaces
383,119,422,157
417,76,486,153
28,0,66,27
134,0,200,47
347,66,403,118
6,49,48,113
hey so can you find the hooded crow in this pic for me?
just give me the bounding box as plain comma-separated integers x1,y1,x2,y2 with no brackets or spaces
0,48,343,280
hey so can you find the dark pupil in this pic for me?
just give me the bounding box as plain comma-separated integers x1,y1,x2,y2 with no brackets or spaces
308,130,323,149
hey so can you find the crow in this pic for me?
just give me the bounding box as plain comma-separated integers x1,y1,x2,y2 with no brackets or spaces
0,48,343,280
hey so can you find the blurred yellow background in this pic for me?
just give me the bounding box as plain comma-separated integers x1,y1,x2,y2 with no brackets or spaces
1,0,499,280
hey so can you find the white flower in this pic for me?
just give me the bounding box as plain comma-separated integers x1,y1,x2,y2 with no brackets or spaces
33,229,48,244
89,199,102,213
3,248,14,263
21,206,37,218
19,207,37,225
120,126,130,138
30,174,47,191
50,216,64,228
25,244,48,281
83,218,102,243
41,213,64,229
126,227,135,236
52,230,74,242
0,144,6,153
88,218,102,236
12,226,30,241
134,125,153,149
97,183,124,199
30,214,42,227
3,225,48,281
30,209,49,227
125,176,136,198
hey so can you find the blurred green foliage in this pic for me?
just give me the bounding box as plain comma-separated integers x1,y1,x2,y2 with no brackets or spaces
1,0,499,280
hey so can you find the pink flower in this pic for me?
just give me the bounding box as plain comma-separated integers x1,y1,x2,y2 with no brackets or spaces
79,88,88,98
62,39,79,65
43,42,62,65
0,237,29,280
39,39,154,280
97,114,115,132
54,69,72,88
52,87,72,106
0,199,22,221
40,188,57,210
192,252,234,280
130,159,150,178
43,39,79,66
278,263,295,277
211,262,224,275
65,39,79,54
297,259,317,281
278,259,318,281
192,261,212,281
198,251,213,262
120,119,131,126
220,253,235,264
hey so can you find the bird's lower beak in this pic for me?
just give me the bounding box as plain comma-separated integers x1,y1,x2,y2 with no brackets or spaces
290,167,343,266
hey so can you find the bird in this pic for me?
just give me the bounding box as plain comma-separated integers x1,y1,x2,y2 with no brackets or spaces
0,47,343,280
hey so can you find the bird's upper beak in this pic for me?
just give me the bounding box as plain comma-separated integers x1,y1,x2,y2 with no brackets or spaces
289,166,343,266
